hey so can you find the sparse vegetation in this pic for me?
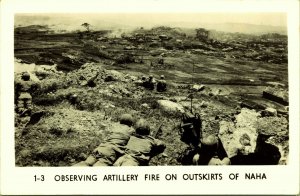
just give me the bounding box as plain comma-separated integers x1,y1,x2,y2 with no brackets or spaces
14,23,288,166
81,23,91,32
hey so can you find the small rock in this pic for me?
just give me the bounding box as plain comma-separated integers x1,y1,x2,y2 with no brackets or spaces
104,75,115,82
129,75,137,81
200,101,208,108
191,84,205,92
141,103,150,109
239,133,251,146
262,107,277,117
19,149,31,158
161,153,168,157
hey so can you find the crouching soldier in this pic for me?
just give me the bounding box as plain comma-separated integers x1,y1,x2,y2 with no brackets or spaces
157,75,167,92
114,119,166,166
72,114,135,166
135,75,146,87
144,75,155,90
192,134,230,165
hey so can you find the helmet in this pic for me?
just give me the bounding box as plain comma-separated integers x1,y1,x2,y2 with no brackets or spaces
119,114,134,127
149,75,153,79
160,75,165,79
201,134,218,146
141,75,146,80
135,119,150,135
21,72,30,81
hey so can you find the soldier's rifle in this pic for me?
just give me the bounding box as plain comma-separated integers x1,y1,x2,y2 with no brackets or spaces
153,123,163,139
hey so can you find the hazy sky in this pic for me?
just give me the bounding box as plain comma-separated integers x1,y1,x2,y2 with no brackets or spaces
15,13,287,30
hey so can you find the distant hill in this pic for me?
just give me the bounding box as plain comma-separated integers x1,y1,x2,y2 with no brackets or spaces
201,22,287,35
15,14,286,36
166,22,286,35
15,25,52,34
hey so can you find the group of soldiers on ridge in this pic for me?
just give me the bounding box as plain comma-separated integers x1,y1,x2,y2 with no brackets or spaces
136,74,167,92
14,71,168,117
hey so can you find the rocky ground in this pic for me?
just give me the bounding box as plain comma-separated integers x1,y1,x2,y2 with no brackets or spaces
15,61,289,166
14,25,289,166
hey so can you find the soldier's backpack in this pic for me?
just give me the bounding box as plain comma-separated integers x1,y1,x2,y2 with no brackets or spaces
179,112,202,147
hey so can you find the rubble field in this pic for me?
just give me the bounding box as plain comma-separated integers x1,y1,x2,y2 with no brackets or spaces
14,25,288,166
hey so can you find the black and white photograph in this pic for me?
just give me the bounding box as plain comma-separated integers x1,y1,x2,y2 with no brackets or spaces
14,12,289,167
1,0,299,195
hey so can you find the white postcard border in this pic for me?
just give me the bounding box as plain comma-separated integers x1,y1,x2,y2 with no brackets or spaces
1,0,299,195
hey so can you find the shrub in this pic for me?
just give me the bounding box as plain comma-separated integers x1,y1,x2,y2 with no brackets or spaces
115,54,135,64
33,93,66,106
49,125,64,136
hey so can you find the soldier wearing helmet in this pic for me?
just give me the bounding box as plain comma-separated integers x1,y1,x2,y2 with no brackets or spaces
156,74,167,92
135,75,147,87
144,75,155,90
230,128,281,165
69,94,78,105
22,72,30,81
158,56,164,65
178,134,230,166
196,134,230,165
114,119,166,166
73,113,135,167
15,72,38,116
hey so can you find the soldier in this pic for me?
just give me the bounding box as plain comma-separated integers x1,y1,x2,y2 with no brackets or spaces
178,134,230,166
69,94,78,105
114,119,166,166
156,75,167,92
141,75,146,83
72,113,135,167
158,57,164,65
144,75,155,90
135,75,146,87
230,129,281,165
192,134,230,165
15,72,38,116
252,131,281,165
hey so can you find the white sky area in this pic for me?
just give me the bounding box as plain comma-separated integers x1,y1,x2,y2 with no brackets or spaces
15,13,287,31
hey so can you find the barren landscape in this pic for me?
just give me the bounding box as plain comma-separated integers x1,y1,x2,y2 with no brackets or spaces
14,17,289,166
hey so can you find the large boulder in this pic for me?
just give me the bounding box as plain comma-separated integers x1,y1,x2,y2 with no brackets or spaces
219,108,260,158
157,100,185,114
106,70,126,82
218,108,289,165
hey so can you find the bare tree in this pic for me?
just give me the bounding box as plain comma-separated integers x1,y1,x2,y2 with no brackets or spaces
81,23,91,32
